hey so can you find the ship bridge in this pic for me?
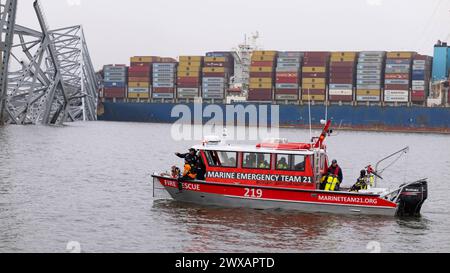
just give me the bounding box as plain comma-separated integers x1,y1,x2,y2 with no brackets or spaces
0,0,99,125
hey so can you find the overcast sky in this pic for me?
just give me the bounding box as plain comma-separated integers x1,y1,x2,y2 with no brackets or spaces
15,0,450,69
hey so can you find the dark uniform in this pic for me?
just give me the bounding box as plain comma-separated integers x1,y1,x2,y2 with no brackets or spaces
350,170,368,192
175,149,199,166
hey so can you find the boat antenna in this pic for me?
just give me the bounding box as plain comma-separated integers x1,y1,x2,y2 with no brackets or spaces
325,87,328,121
307,88,312,145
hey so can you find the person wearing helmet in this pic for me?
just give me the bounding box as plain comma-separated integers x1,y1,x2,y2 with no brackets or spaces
350,170,369,192
321,159,344,191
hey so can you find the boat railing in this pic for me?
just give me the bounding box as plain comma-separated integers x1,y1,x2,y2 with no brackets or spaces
374,146,410,187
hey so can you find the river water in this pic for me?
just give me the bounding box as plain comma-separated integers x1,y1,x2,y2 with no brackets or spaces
0,121,449,253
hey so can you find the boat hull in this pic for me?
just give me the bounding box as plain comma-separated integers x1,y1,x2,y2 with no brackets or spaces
154,176,398,217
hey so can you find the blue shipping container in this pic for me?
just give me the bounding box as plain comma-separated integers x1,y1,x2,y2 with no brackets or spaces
432,46,448,81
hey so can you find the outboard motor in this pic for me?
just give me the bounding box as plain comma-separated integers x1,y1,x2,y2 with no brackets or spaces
396,180,428,217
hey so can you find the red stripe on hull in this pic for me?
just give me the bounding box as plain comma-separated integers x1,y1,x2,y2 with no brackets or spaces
157,177,397,209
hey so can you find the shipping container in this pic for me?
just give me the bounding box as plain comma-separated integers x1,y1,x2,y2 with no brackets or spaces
104,87,126,99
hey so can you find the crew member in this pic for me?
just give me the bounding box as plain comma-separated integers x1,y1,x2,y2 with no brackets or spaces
180,159,197,182
175,148,199,165
277,158,289,170
350,170,368,192
171,165,181,179
178,159,197,192
322,159,343,191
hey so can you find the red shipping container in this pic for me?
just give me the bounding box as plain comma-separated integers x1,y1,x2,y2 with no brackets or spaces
329,95,353,102
385,74,409,80
329,78,354,84
411,95,426,102
203,72,228,77
250,72,273,78
276,77,299,83
129,72,151,78
130,62,152,67
248,89,273,101
330,66,354,73
385,84,409,90
303,61,328,67
129,66,151,73
251,61,275,67
104,88,126,98
177,77,201,84
276,72,299,78
129,77,150,82
330,62,355,67
275,89,298,95
329,72,354,79
153,87,175,93
302,72,326,78
301,89,325,95
303,52,330,58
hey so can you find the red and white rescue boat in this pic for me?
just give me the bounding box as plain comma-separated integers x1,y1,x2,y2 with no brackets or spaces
152,121,428,217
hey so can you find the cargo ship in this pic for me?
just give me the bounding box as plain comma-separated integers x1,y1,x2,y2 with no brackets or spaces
98,39,450,133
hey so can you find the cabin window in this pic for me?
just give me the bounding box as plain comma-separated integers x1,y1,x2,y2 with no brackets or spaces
276,154,306,171
204,150,237,168
293,155,306,171
276,155,290,170
243,153,271,169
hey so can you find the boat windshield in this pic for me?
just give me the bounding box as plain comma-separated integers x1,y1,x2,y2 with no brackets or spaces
204,150,237,168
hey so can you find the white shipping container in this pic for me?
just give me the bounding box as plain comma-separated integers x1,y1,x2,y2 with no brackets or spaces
357,96,380,102
413,60,426,65
276,94,298,100
412,80,425,86
384,95,409,102
384,90,409,96
153,93,174,99
128,87,149,93
412,64,426,70
329,89,353,96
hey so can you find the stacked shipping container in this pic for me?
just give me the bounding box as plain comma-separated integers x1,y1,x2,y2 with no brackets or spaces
302,52,329,102
329,52,357,102
384,52,415,103
152,58,177,100
411,55,432,103
103,65,127,99
202,52,233,101
177,56,203,99
356,52,385,102
128,56,159,100
248,51,277,101
275,52,302,101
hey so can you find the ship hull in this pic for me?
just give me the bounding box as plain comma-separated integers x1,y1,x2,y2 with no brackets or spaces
100,102,450,133
154,176,398,216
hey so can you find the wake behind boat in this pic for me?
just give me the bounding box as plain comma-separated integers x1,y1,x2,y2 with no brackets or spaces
152,121,428,217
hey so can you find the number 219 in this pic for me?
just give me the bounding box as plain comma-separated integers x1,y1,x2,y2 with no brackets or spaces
244,188,263,198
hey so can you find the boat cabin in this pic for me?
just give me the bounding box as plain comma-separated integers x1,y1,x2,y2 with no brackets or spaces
192,138,329,190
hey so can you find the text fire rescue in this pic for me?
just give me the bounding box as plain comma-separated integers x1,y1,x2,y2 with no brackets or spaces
207,171,313,183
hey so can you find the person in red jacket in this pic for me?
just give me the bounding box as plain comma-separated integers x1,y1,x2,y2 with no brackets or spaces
321,159,344,190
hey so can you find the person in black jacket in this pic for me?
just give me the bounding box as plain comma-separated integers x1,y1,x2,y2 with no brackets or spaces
175,148,199,165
